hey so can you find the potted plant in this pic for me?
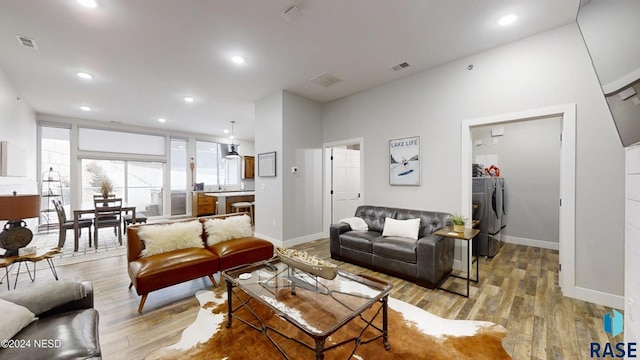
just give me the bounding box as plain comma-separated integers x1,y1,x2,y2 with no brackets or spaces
449,214,468,233
99,179,113,199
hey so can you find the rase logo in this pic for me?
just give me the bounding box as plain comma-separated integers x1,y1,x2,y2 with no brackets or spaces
590,310,636,358
605,310,624,337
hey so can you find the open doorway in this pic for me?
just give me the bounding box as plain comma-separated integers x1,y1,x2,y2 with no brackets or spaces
323,138,364,237
461,104,577,301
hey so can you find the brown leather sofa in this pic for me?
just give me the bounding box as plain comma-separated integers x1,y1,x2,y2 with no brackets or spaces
127,213,273,313
0,281,101,360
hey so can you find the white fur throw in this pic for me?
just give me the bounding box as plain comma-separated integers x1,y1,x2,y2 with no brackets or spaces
204,215,253,246
139,220,204,257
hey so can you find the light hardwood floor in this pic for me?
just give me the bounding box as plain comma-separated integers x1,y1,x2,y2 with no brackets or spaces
3,239,620,359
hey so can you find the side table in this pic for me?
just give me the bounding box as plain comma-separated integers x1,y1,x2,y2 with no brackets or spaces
434,226,480,298
0,248,60,290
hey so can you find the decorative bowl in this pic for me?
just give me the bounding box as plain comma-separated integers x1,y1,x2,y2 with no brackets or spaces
275,247,338,280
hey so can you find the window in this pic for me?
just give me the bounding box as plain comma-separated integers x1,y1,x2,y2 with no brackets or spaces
170,139,187,215
81,159,164,216
195,141,240,189
41,126,71,202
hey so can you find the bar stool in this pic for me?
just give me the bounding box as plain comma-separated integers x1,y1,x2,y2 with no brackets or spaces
230,201,253,224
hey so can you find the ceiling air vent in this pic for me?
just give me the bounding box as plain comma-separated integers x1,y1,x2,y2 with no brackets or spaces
392,62,410,71
309,72,343,88
16,35,38,49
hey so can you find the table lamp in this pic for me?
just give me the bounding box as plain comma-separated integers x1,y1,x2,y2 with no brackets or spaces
0,193,40,257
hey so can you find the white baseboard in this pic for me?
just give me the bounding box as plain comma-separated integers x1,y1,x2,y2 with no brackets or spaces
570,286,625,310
253,232,282,247
252,232,324,248
503,235,559,251
283,232,324,248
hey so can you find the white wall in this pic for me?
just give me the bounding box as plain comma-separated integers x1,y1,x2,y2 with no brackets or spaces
578,0,640,93
0,66,37,229
322,24,624,297
282,91,323,243
625,145,640,344
254,91,284,242
472,117,561,246
0,66,37,195
254,91,324,245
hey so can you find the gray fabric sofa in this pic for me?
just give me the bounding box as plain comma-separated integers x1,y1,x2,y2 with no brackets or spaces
0,281,101,360
330,205,454,288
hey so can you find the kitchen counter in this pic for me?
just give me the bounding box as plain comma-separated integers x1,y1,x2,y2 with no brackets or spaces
204,191,254,197
203,191,255,214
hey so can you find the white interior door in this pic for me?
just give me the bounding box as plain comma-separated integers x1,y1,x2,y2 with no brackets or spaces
332,147,362,223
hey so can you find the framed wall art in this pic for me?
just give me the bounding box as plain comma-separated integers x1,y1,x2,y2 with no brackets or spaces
389,136,420,185
258,151,276,177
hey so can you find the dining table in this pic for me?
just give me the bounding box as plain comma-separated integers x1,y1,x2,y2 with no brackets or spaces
73,205,137,252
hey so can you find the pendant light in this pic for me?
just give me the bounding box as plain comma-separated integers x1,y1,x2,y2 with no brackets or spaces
225,121,240,158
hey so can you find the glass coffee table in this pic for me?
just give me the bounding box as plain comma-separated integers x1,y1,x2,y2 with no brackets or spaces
222,258,393,360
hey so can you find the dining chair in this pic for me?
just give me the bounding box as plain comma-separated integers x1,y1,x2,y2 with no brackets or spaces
93,197,123,248
53,199,93,251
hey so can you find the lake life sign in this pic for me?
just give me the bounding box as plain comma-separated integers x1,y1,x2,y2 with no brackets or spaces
389,136,420,185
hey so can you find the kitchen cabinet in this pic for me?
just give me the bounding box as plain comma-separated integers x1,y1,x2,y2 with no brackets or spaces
192,192,216,216
242,156,255,179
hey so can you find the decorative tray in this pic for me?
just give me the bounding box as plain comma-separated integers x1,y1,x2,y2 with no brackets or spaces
275,247,338,280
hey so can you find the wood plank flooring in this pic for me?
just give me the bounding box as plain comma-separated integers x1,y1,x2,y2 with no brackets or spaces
2,239,621,359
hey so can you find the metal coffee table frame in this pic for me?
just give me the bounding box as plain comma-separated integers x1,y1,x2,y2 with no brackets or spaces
223,258,393,360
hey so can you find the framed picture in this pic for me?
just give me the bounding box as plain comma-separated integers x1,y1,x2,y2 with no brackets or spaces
258,151,276,177
389,136,420,186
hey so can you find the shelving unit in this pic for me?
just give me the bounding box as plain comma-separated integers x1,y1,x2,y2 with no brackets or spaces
39,167,63,232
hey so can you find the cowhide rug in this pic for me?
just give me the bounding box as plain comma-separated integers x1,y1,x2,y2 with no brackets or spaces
147,289,511,359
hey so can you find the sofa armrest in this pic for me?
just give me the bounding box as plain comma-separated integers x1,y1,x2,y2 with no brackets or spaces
0,281,94,317
39,281,94,317
330,222,352,257
416,234,455,285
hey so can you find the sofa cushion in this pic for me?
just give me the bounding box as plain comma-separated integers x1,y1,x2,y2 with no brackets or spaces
373,237,418,264
339,231,383,252
207,236,274,270
4,309,100,360
395,209,448,238
129,248,218,294
204,215,253,246
355,206,397,233
382,217,420,240
138,220,204,257
0,299,35,341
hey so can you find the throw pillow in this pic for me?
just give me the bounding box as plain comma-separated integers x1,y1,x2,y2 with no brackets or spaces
338,217,369,231
0,298,36,341
204,215,253,246
381,217,421,240
139,220,204,257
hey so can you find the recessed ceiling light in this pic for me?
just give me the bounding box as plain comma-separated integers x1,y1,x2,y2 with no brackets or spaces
223,129,230,134
80,106,91,111
158,118,166,123
184,96,194,103
77,72,93,80
229,135,235,140
498,14,517,26
231,56,245,64
77,0,98,8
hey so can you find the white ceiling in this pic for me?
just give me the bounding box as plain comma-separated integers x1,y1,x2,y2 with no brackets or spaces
0,0,579,141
